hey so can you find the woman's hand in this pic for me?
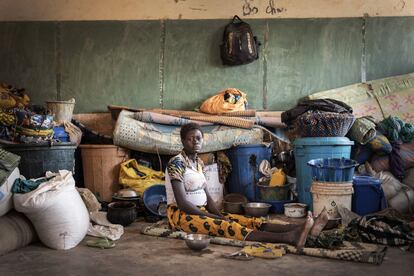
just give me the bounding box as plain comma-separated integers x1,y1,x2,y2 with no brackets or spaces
204,187,223,216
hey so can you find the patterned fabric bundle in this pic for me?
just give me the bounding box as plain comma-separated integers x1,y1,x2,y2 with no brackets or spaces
371,139,414,172
348,116,377,145
378,116,414,143
345,214,414,246
294,111,355,137
368,133,392,155
0,149,20,184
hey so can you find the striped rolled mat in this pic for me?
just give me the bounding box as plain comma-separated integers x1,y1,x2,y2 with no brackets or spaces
185,115,254,129
150,108,256,118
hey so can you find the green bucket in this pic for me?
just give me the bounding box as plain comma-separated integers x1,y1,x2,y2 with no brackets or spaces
257,181,292,201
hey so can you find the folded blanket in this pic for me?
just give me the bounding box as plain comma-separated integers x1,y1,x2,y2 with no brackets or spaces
348,116,377,145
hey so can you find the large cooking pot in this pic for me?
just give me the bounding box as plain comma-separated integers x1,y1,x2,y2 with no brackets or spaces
112,189,145,216
223,193,248,214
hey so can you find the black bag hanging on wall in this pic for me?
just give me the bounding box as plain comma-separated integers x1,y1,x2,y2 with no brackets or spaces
220,15,260,66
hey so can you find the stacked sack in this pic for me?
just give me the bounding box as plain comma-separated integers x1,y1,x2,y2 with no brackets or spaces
13,170,89,250
350,116,414,213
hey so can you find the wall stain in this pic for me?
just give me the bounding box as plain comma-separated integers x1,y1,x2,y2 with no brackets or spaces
262,21,269,110
189,8,207,11
55,22,62,100
394,0,406,11
159,20,166,108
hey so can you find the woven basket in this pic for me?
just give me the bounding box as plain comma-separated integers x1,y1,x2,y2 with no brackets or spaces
294,111,355,137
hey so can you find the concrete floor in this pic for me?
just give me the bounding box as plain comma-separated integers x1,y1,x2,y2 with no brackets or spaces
0,221,413,276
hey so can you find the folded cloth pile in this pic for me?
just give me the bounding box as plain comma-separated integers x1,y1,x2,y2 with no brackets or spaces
0,149,20,184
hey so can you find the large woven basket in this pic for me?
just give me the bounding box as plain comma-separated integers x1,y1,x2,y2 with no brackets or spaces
294,111,355,137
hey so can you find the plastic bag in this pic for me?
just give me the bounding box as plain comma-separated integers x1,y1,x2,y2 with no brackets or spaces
119,159,164,195
199,88,248,114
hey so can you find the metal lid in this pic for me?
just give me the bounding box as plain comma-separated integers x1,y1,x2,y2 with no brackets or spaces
353,175,381,186
293,137,354,146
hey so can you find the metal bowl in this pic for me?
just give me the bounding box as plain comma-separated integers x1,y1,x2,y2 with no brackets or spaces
184,234,211,251
116,189,138,198
243,202,271,217
284,203,307,218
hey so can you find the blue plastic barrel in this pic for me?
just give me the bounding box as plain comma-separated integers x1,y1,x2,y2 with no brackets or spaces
352,176,386,216
293,137,354,210
226,144,272,201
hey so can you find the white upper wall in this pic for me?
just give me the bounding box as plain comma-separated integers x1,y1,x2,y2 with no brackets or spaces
0,0,413,21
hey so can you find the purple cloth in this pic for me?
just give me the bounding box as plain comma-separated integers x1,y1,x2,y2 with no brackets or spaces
389,141,405,181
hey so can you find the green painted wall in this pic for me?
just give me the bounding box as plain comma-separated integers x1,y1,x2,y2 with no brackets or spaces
0,17,413,113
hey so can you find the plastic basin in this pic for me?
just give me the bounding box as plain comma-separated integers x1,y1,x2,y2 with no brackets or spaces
307,158,358,182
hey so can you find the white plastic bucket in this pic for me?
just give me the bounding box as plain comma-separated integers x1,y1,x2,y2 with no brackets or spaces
310,181,353,219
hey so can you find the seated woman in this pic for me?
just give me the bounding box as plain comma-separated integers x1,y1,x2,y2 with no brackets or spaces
165,123,328,249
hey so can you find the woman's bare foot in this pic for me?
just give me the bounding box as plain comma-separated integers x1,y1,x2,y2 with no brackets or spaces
310,207,329,237
295,212,314,250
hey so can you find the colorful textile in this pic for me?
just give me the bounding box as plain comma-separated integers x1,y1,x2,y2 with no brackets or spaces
15,126,53,137
378,116,414,143
142,222,387,264
11,177,53,194
0,109,15,126
306,227,345,249
217,151,232,184
281,98,353,126
345,214,414,246
238,243,285,258
167,205,262,241
368,133,392,155
0,84,30,109
165,151,207,206
371,139,414,172
389,142,405,181
305,73,414,124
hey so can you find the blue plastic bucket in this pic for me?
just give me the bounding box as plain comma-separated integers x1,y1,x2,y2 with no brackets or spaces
307,158,358,182
226,144,272,201
293,137,354,210
352,176,386,216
